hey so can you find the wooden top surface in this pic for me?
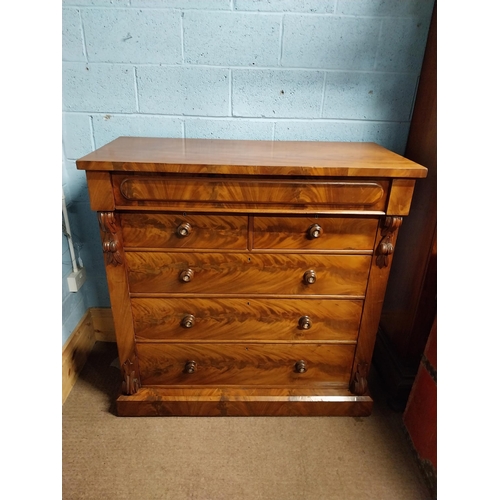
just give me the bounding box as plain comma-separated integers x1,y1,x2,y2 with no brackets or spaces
76,137,428,178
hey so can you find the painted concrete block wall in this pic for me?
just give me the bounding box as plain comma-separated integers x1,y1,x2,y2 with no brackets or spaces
62,0,435,344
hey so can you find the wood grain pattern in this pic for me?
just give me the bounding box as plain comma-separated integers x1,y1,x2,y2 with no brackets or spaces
97,212,138,382
116,386,373,416
76,137,427,179
387,179,416,216
113,175,389,211
77,137,424,416
62,310,96,404
131,297,363,342
349,219,401,392
85,171,115,211
126,252,371,295
136,343,355,386
253,216,378,250
121,213,248,249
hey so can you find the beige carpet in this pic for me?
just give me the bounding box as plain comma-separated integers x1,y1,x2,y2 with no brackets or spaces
62,342,432,499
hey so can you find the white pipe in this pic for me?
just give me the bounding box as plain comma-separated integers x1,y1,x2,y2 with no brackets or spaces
62,188,79,273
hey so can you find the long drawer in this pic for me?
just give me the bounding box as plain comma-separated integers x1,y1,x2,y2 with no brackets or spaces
136,343,355,386
121,213,248,249
131,298,363,341
126,252,371,295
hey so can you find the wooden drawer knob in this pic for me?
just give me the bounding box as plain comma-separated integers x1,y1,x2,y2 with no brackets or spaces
295,360,308,373
298,316,312,330
307,223,323,239
184,360,197,374
176,222,192,238
181,314,195,328
179,268,194,282
303,269,316,284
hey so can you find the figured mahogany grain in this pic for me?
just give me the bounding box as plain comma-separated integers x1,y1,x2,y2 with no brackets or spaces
136,343,355,386
131,297,363,342
116,387,373,416
126,252,371,295
77,137,426,416
253,216,378,251
113,175,389,211
121,213,248,249
76,137,427,178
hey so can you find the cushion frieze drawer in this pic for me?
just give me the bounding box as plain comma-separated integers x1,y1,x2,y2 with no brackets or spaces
253,216,378,251
136,343,355,387
131,297,363,342
121,213,248,249
113,175,389,211
126,252,371,296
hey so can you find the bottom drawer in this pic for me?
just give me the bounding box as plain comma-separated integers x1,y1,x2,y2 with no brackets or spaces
136,343,355,386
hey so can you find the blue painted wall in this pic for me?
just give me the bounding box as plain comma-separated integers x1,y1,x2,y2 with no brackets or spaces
62,0,435,345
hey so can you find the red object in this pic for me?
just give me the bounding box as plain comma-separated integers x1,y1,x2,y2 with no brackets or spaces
403,318,437,472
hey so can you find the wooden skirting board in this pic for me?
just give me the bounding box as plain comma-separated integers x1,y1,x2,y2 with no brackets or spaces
62,308,116,404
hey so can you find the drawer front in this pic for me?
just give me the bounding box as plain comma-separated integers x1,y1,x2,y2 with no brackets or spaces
136,343,355,386
126,252,371,296
131,298,363,341
113,175,389,211
121,213,247,249
253,216,378,251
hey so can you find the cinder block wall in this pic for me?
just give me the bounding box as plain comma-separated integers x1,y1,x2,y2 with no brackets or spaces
62,0,435,344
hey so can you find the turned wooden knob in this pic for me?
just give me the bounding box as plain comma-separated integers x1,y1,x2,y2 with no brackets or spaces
185,360,197,374
176,222,192,238
295,360,308,373
181,314,195,328
179,268,194,283
298,316,312,330
303,269,316,285
307,223,323,239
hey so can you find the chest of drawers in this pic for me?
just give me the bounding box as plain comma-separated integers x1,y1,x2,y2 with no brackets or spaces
77,137,427,417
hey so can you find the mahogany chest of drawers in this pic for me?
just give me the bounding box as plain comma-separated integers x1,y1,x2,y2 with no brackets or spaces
77,137,427,417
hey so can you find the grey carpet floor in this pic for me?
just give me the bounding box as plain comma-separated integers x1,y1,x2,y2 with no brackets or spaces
62,342,432,500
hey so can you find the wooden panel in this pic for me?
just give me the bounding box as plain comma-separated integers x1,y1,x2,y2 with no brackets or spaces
131,297,363,342
387,179,415,216
126,252,371,296
97,212,139,394
89,307,115,342
116,387,373,417
121,213,248,249
350,218,401,390
86,171,114,211
113,175,389,211
76,137,427,179
136,343,355,386
62,310,96,404
253,216,378,251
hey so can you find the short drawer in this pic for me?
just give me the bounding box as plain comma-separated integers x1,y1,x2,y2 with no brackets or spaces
131,298,363,341
126,252,371,296
136,343,355,386
121,213,247,249
253,216,378,251
113,174,389,211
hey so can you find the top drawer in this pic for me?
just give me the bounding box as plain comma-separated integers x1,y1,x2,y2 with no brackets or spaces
112,175,389,212
121,213,247,250
253,216,378,251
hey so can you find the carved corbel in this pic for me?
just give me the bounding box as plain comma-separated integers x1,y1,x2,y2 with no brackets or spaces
376,216,403,268
98,212,123,266
350,362,369,396
121,359,141,395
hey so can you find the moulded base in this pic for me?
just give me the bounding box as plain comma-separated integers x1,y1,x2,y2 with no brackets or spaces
116,385,373,417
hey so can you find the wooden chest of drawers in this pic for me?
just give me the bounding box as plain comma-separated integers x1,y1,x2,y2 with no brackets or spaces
77,137,427,417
